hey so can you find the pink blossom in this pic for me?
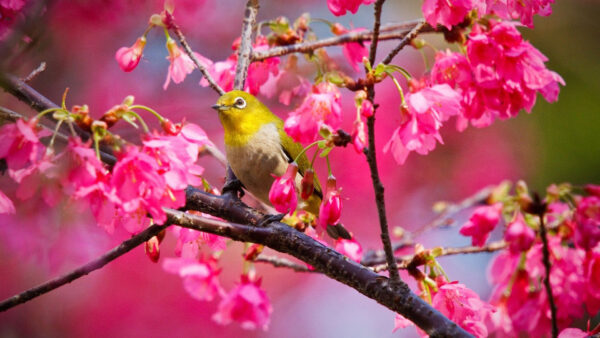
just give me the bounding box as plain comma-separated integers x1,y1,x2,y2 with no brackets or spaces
115,36,146,72
432,281,495,337
144,236,161,263
163,256,222,302
110,147,169,232
0,190,15,214
459,203,502,247
164,37,212,90
585,184,600,198
422,0,474,30
351,118,367,154
268,163,298,214
574,196,600,250
431,22,564,130
383,81,461,164
393,314,414,332
480,0,555,28
284,82,342,143
327,0,376,16
10,152,62,206
359,99,374,118
201,56,236,92
331,23,369,72
0,0,26,38
585,245,600,314
319,176,342,229
335,238,362,262
504,213,536,253
558,328,589,338
0,118,46,171
213,275,272,331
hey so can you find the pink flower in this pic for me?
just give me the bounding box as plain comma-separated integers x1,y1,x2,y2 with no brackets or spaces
351,118,367,154
60,138,109,195
331,23,369,72
335,238,363,262
201,56,236,92
431,22,564,130
0,0,26,38
268,163,298,214
163,256,222,302
585,245,600,314
504,213,536,253
574,196,600,250
284,82,342,143
0,118,46,171
327,0,376,16
110,147,169,231
359,99,374,118
480,0,555,28
558,328,589,338
0,190,15,214
213,275,272,331
319,176,342,228
393,314,414,332
585,184,600,198
383,81,461,164
115,36,146,72
144,236,161,263
422,0,474,30
163,37,212,90
432,281,494,337
459,203,502,247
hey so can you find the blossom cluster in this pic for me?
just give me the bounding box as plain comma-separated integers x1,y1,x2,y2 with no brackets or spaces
0,117,209,234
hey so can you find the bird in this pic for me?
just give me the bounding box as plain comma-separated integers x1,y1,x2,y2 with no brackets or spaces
212,90,350,239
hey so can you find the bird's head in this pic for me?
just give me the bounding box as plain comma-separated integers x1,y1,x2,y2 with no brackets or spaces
212,90,277,134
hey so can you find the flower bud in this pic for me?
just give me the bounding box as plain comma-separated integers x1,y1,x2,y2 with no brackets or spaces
144,236,161,263
115,36,146,72
319,176,342,229
161,118,182,135
268,163,298,214
300,169,315,200
359,99,373,118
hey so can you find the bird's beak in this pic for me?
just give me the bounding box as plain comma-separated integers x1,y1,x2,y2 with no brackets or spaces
211,104,226,111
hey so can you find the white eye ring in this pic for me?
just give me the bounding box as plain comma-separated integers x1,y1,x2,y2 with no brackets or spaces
234,97,247,109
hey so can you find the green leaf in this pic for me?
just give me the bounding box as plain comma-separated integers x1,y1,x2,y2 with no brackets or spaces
319,146,332,157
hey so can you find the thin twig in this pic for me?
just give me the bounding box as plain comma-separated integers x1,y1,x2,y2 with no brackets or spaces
539,211,558,337
234,0,259,90
364,0,401,283
368,241,508,272
381,20,427,65
169,19,225,96
254,254,316,273
252,20,432,61
0,224,167,312
23,62,46,83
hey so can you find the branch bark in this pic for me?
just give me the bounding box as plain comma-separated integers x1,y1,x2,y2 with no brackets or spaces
234,0,259,90
252,20,433,61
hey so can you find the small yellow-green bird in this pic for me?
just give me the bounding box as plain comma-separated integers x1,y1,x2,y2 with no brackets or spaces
212,90,349,239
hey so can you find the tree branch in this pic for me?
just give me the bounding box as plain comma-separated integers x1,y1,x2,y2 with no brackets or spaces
252,20,432,61
254,254,315,273
381,20,427,65
363,0,401,283
234,0,259,90
0,224,167,312
168,15,225,96
538,210,558,337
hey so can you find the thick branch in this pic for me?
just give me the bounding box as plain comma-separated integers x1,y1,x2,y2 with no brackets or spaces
252,20,432,61
538,211,558,337
170,198,472,337
364,0,401,283
254,254,315,273
234,0,259,90
0,224,167,312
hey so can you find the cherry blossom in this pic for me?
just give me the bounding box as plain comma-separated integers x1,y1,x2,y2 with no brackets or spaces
335,238,363,262
284,82,342,143
164,37,212,90
319,176,342,229
0,190,15,214
163,255,222,302
459,203,502,247
327,0,376,16
422,0,474,30
504,213,536,253
268,163,298,214
213,275,272,331
331,23,369,72
0,118,46,172
115,36,146,72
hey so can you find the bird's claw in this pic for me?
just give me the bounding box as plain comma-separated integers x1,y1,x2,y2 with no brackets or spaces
222,178,245,199
257,213,285,227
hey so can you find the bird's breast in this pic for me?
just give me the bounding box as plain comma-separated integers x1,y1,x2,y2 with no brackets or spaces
226,123,289,204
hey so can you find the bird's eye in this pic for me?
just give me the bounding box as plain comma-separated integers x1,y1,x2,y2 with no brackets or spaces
234,97,247,109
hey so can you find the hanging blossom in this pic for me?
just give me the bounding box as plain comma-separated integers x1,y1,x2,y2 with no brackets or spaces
115,36,146,72
212,274,273,331
431,21,564,131
164,37,213,90
335,238,363,263
268,163,298,214
459,203,502,247
383,79,461,165
326,0,376,16
330,23,369,72
0,118,47,173
162,244,222,302
284,81,342,143
201,36,279,95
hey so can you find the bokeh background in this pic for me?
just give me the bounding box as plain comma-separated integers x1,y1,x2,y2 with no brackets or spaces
0,0,599,337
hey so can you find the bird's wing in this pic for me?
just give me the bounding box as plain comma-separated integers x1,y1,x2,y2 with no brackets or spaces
277,121,323,200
